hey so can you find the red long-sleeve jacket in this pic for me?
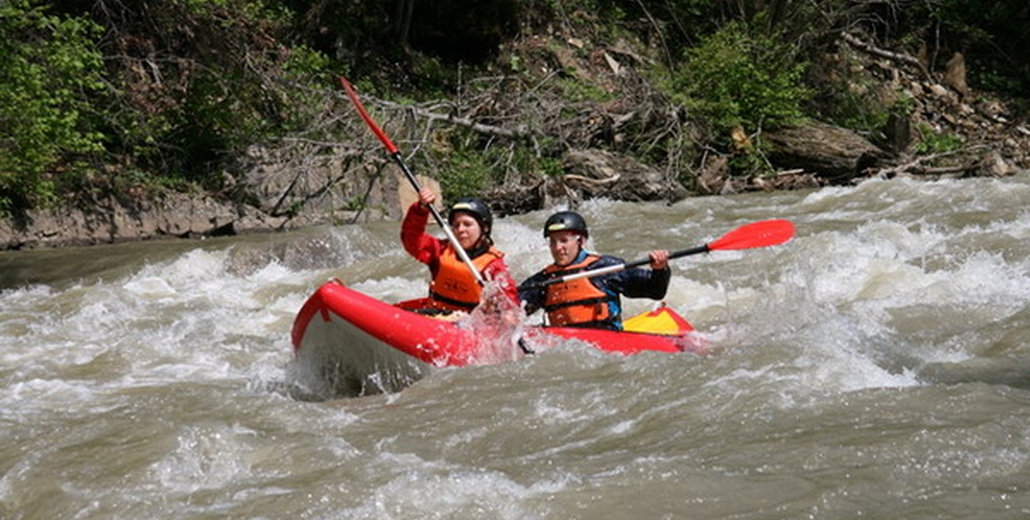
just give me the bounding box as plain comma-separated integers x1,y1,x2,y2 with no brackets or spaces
400,202,519,306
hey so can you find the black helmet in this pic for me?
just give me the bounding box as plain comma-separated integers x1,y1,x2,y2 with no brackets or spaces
448,197,493,232
543,211,588,238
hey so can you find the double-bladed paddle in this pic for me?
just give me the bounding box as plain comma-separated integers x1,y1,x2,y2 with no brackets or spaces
521,219,796,290
339,76,485,285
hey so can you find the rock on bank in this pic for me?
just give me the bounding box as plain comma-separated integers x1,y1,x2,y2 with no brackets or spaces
0,144,405,250
0,194,289,250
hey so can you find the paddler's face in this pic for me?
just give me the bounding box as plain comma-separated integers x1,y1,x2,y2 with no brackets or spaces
548,230,582,267
450,213,482,250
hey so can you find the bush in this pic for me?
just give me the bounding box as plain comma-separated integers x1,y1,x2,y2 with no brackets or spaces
666,21,810,137
0,0,105,213
914,124,963,155
433,136,495,201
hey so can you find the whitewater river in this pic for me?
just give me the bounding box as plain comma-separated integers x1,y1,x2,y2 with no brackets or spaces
3,174,1030,519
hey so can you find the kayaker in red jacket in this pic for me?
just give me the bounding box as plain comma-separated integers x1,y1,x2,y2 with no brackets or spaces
401,187,518,312
518,210,670,330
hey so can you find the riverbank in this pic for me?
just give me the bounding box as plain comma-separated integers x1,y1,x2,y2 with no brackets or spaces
4,33,1028,251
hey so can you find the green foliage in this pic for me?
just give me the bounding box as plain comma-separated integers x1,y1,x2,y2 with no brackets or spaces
885,0,1030,97
557,77,612,103
434,138,495,201
537,157,565,178
508,142,563,179
280,45,335,128
0,0,105,213
1,0,1027,220
821,88,887,134
181,7,317,176
0,0,338,214
728,148,771,177
811,78,896,143
914,124,963,155
407,54,460,97
112,0,333,190
525,0,723,57
974,68,1025,95
666,21,810,136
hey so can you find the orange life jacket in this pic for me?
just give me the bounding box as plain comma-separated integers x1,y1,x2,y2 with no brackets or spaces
543,254,619,327
428,245,502,311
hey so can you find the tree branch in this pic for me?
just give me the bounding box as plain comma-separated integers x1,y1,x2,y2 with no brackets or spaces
842,31,931,79
373,98,531,141
865,145,991,179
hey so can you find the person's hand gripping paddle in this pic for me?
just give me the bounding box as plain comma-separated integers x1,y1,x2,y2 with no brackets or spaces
522,219,796,289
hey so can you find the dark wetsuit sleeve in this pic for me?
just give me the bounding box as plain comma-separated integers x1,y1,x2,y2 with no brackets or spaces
517,271,549,315
603,255,671,300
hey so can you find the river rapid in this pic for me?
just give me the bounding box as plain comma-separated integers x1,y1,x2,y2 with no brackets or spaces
3,174,1030,519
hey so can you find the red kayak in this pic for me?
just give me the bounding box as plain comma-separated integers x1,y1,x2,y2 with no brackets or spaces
289,280,706,398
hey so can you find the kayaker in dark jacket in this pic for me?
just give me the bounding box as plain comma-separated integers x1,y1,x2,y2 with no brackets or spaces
518,211,671,331
401,187,518,312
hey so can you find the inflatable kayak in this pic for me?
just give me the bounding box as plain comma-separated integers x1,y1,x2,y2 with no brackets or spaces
288,280,706,398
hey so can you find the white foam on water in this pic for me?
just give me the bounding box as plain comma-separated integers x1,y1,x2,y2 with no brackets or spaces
6,175,1030,519
341,466,543,520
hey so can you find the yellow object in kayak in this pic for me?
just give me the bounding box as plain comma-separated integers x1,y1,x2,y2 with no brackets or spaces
622,304,695,336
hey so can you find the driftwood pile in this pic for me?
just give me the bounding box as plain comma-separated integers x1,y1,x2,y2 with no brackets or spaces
685,32,1029,197
240,30,1030,222
7,31,1029,250
219,29,1030,225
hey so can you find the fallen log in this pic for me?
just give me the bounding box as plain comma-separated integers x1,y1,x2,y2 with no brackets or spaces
762,120,889,184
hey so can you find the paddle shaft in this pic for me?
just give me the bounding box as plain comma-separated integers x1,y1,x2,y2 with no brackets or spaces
533,245,708,288
523,219,795,290
340,77,484,285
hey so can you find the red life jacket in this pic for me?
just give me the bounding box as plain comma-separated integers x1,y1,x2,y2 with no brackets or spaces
543,254,618,327
429,245,503,311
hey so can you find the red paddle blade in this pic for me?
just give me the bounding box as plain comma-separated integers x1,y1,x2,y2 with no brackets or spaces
708,219,795,251
339,76,400,155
